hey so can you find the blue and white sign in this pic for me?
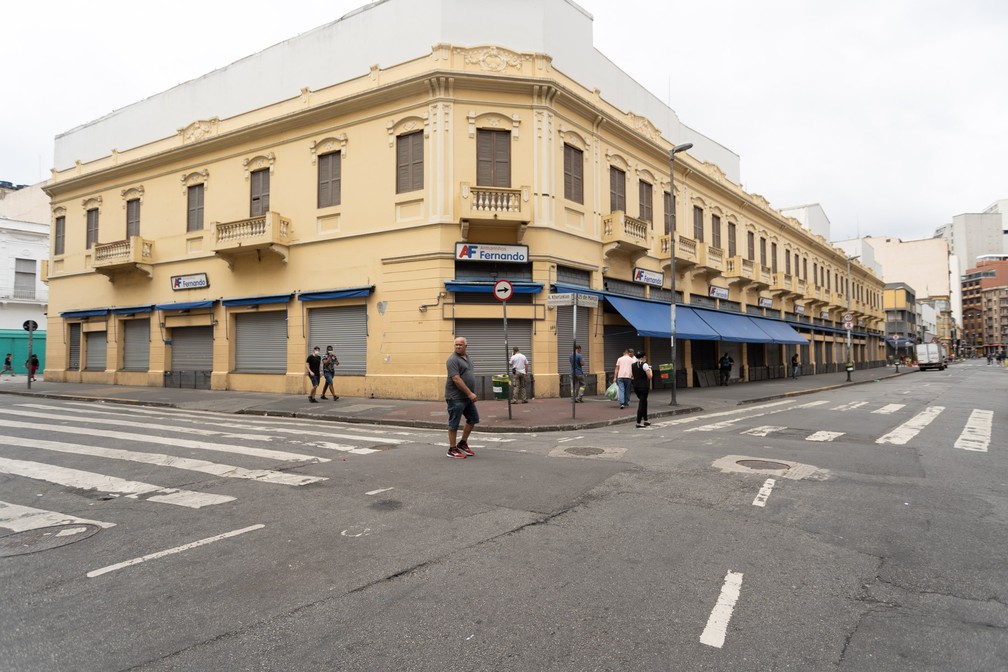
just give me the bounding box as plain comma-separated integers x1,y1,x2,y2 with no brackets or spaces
633,267,664,287
758,297,773,308
709,285,729,300
455,243,529,263
171,272,209,291
795,305,806,315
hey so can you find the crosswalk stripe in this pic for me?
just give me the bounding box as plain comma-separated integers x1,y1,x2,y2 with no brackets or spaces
0,416,328,464
0,500,115,532
686,400,828,433
876,406,945,445
0,457,234,508
651,400,796,428
805,431,845,442
741,426,787,437
831,401,868,411
872,404,905,415
0,436,326,486
954,410,993,452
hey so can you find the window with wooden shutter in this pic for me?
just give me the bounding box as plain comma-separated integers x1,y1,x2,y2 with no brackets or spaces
86,209,99,249
54,216,65,255
746,232,755,260
693,206,704,242
564,144,583,204
639,181,652,222
318,152,342,207
663,192,673,234
14,258,35,299
711,215,721,249
396,131,423,193
760,237,767,267
250,169,270,216
609,167,625,212
126,198,140,238
476,129,510,188
771,242,778,273
785,250,791,275
727,222,737,257
187,184,204,232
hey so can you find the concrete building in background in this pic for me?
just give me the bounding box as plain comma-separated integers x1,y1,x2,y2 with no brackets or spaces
935,210,1006,280
0,214,49,374
0,182,51,224
42,0,885,398
883,282,917,361
781,203,831,240
961,255,1008,356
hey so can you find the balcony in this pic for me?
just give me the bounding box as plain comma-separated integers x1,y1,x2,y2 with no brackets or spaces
602,211,651,261
212,211,291,269
723,256,755,284
771,272,795,295
92,236,154,280
458,183,531,240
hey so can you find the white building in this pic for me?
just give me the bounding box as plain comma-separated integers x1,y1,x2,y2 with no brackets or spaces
935,210,1006,278
0,183,49,374
781,203,832,240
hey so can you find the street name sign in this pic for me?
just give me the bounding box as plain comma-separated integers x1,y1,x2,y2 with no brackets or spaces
546,293,574,307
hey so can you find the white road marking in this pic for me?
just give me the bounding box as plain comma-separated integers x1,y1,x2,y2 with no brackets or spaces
314,441,380,455
954,410,993,452
556,436,584,443
651,400,797,428
872,404,905,415
0,457,234,508
876,406,945,445
0,416,327,463
0,436,325,486
0,500,115,532
752,479,776,507
366,487,394,496
831,401,868,411
805,431,845,442
700,571,744,648
741,426,787,437
86,524,264,578
686,400,828,433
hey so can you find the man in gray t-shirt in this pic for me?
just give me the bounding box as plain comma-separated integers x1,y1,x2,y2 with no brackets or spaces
445,337,480,459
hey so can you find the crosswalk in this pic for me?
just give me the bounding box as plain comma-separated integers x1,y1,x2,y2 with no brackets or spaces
0,401,439,536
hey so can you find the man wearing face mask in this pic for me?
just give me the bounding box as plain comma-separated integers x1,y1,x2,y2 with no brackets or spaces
305,346,322,403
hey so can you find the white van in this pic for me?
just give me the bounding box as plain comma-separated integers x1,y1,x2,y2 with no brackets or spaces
916,343,946,371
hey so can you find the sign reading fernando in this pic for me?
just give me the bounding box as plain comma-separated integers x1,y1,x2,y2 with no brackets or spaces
171,272,209,291
455,243,528,264
633,267,664,287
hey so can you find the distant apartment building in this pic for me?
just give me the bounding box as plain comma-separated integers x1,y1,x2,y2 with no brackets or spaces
883,283,917,360
962,255,1008,356
0,189,49,374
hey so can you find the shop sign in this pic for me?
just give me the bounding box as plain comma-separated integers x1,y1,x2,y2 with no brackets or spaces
820,310,830,319
455,243,529,263
708,285,729,300
758,297,773,308
633,267,664,287
171,272,209,291
795,305,806,315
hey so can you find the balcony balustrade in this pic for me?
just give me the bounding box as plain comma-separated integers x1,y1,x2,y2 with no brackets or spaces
92,236,154,280
602,211,651,260
724,256,755,283
458,183,531,239
212,211,291,268
771,272,794,294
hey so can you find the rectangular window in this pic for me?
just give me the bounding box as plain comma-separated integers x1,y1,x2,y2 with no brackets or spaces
126,198,140,238
693,206,704,242
564,145,584,204
318,152,342,208
759,237,767,266
711,215,721,249
814,262,819,287
771,242,778,274
663,192,673,234
785,250,791,275
86,208,99,249
477,129,511,188
396,131,424,193
728,222,737,257
609,167,626,212
803,257,808,280
54,216,66,255
747,231,755,260
14,258,35,300
639,181,653,223
250,169,270,216
187,184,205,232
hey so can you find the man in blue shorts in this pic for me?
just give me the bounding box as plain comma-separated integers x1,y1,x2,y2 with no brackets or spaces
445,336,479,458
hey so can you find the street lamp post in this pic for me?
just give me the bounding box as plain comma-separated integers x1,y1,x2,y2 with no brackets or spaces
668,142,692,406
845,254,860,382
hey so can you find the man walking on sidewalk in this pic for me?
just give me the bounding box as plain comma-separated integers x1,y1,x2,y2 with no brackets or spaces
305,346,322,403
509,346,529,403
445,337,479,459
570,345,585,402
613,348,636,409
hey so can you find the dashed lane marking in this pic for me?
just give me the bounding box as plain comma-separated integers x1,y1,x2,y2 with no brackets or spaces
954,409,993,452
872,404,905,415
805,431,845,442
741,426,787,437
700,571,744,648
752,479,776,507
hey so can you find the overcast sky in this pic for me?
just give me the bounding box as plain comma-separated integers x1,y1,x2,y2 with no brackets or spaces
3,0,1005,242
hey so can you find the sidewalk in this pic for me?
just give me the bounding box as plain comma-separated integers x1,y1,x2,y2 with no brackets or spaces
0,367,914,433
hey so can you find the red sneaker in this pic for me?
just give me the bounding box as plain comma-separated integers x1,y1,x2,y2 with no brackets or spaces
446,447,467,459
457,440,475,457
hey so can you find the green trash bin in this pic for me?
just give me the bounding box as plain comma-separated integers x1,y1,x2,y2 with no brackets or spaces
492,374,510,400
657,363,675,388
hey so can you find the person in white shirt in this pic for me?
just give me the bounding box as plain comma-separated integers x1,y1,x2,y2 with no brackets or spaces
509,346,530,403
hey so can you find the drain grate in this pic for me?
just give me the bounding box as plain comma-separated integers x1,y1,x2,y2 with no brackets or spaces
736,459,790,471
565,447,606,457
0,524,101,558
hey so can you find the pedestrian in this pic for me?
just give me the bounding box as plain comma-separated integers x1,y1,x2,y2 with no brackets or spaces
26,354,39,382
569,344,585,402
790,353,800,380
305,346,322,403
320,345,340,401
632,351,652,428
445,337,478,459
2,354,13,376
613,347,636,409
508,346,529,403
718,352,734,386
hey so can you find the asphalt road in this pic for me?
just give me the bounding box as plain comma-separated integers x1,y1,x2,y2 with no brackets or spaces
0,362,1005,671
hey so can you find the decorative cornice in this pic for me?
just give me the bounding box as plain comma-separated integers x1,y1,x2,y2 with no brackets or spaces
455,45,530,73
310,134,348,162
121,185,144,205
82,196,102,211
178,118,220,144
243,152,275,179
626,113,660,143
181,170,209,193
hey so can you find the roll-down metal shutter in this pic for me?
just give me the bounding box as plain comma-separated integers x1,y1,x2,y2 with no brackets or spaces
604,324,642,373
556,305,591,372
170,326,213,371
235,311,287,373
85,331,107,371
68,323,81,370
454,319,531,376
308,306,367,375
122,319,150,371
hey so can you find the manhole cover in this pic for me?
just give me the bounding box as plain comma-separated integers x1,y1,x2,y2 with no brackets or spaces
736,459,790,471
565,447,606,457
0,524,101,558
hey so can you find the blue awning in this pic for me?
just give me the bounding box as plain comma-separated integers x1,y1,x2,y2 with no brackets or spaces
445,281,543,294
155,300,215,311
886,337,915,348
222,293,292,307
694,308,775,343
60,308,109,318
110,305,154,315
553,282,604,297
604,296,720,340
749,316,808,345
298,286,374,302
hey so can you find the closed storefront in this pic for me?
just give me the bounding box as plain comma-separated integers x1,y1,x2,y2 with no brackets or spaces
170,326,213,371
234,311,287,373
68,323,81,370
308,305,367,375
85,331,107,371
604,324,642,374
122,319,150,371
556,305,592,371
455,318,531,376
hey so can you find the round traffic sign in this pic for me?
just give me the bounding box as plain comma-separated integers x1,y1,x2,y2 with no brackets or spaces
842,312,853,322
23,320,38,332
843,320,854,330
493,280,514,302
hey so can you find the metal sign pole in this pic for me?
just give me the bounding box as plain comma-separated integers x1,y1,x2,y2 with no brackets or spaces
571,301,577,420
26,328,33,390
503,298,511,420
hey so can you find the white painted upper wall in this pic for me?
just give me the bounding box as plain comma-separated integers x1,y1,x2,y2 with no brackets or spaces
864,236,952,302
54,0,740,182
781,203,831,240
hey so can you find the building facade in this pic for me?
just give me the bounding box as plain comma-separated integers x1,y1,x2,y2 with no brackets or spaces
962,255,1008,356
43,0,885,399
0,212,48,373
